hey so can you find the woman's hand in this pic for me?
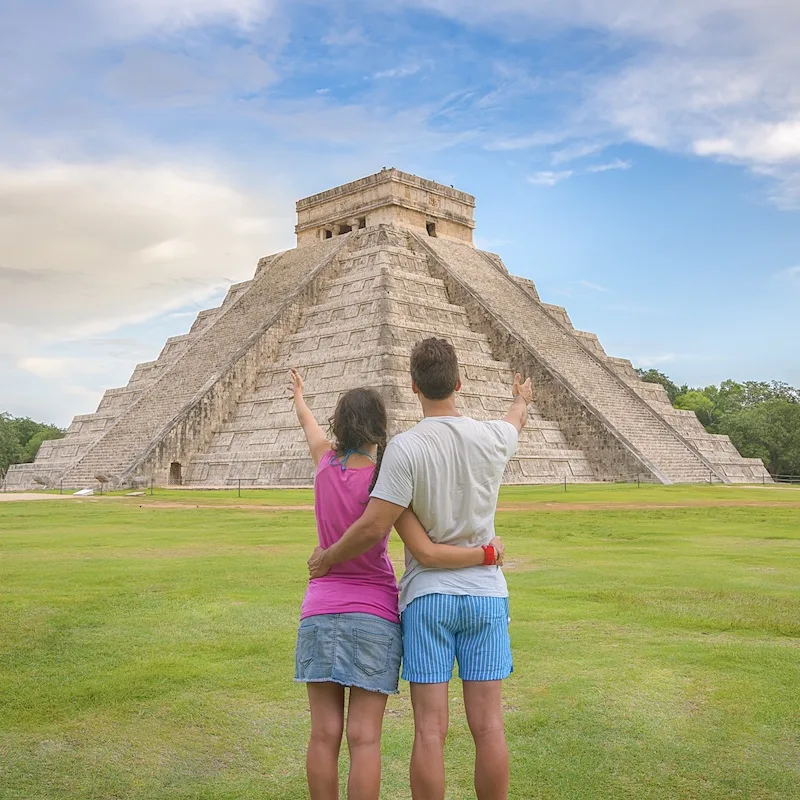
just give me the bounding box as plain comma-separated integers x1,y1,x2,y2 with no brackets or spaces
288,368,304,398
489,536,505,565
308,546,331,579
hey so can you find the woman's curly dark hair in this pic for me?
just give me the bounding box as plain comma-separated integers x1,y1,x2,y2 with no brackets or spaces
329,388,388,492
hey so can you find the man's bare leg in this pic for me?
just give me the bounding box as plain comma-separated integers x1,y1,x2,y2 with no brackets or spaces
409,682,449,800
462,680,509,800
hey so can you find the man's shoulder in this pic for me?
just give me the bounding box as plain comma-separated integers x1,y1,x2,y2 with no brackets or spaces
388,421,432,448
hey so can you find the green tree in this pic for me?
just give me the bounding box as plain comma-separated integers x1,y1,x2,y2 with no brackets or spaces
0,415,22,473
0,412,65,472
674,390,717,427
20,428,64,462
635,368,681,404
724,399,800,475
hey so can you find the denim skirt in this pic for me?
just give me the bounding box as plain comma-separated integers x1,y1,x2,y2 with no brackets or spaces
294,612,402,695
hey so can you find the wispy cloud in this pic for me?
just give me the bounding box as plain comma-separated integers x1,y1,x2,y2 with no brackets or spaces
529,158,633,187
586,158,632,173
374,64,422,79
579,280,608,292
397,0,800,207
528,170,574,187
551,142,606,165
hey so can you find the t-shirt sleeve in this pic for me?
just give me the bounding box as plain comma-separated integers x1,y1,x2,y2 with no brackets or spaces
484,420,519,462
370,438,414,508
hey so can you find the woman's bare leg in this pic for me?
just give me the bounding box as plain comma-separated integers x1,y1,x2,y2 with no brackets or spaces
307,682,346,800
345,687,388,800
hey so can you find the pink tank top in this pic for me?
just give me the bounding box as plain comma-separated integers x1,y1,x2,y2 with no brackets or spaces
300,451,399,624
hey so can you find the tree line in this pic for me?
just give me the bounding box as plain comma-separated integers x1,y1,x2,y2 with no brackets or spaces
0,414,65,474
636,370,800,476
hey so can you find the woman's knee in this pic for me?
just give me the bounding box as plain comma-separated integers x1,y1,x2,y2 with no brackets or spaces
311,718,344,750
346,716,382,751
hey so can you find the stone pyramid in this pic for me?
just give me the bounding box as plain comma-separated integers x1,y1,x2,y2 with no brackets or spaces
6,169,769,489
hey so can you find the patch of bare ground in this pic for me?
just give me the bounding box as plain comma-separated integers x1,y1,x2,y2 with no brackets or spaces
137,502,315,511
497,500,800,511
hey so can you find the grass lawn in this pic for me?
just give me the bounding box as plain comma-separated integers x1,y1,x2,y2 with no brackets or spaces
1,488,798,799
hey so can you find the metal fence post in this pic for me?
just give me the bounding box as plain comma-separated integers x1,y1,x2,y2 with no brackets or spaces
238,478,241,498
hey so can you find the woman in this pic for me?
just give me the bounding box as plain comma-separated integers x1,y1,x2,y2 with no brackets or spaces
289,369,502,800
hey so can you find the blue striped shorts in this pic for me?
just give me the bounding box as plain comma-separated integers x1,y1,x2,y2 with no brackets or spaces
401,594,513,684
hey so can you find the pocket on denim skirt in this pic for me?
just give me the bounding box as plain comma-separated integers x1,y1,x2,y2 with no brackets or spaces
353,629,391,676
296,625,317,668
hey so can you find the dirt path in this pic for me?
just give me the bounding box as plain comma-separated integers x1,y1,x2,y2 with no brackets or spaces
138,499,800,512
0,493,81,502
3,495,798,512
498,500,800,511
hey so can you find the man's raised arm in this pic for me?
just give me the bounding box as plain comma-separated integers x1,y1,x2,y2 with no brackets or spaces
504,372,533,432
308,498,405,578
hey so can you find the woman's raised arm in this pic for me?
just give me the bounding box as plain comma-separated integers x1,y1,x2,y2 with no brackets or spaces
289,369,330,467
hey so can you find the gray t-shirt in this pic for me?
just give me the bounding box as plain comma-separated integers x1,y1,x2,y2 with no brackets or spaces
370,415,518,611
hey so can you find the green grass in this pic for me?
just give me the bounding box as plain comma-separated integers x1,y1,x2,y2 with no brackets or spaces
1,489,798,799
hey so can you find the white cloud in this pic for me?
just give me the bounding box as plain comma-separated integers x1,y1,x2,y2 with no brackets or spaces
258,98,474,152
528,159,632,186
0,160,293,422
94,0,275,35
16,356,108,379
586,158,632,173
486,131,567,152
322,28,368,47
0,161,290,339
551,142,607,165
579,280,608,292
529,170,574,186
399,0,800,206
693,121,800,163
106,45,277,107
374,65,422,79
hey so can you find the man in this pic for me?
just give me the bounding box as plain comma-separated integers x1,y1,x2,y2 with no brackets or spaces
308,337,532,800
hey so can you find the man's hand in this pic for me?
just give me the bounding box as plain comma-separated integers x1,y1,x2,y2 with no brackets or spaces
308,546,331,578
288,368,304,398
489,535,505,566
512,373,533,405
505,373,532,432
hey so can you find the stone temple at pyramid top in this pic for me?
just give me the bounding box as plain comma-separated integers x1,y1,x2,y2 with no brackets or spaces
295,168,476,247
4,168,770,490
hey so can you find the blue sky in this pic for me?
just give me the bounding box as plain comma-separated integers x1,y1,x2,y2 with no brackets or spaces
1,0,799,426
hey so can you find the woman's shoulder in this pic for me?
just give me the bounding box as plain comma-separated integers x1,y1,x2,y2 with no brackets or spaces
316,449,337,468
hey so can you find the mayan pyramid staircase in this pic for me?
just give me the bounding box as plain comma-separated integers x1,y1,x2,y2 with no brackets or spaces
188,227,594,485
6,167,768,489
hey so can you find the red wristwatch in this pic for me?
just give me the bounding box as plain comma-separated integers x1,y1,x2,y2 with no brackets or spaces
481,545,497,566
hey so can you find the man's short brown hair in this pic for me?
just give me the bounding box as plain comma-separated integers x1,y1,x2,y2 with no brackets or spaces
410,337,460,400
